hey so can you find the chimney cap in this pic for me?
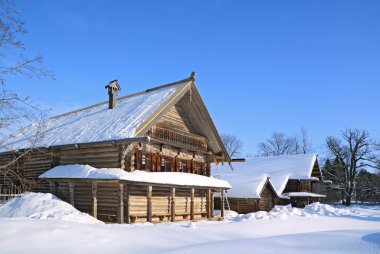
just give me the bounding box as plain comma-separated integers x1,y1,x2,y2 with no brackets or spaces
105,80,121,92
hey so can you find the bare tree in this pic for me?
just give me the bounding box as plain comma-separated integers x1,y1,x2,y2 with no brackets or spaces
0,0,53,191
257,132,295,156
299,128,312,154
325,128,379,206
0,0,54,82
257,129,312,156
221,134,243,158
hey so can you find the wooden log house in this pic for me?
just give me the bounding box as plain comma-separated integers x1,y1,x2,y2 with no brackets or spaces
213,154,325,214
0,73,231,223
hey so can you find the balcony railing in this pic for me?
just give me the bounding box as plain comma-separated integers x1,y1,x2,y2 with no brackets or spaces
148,126,207,151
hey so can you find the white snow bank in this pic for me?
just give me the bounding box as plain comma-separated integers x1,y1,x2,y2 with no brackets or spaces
162,230,380,254
213,209,239,218
0,81,188,153
0,192,102,224
213,154,320,198
233,202,380,222
39,164,231,189
0,201,379,253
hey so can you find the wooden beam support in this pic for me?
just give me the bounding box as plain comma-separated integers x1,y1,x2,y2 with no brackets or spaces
92,181,98,219
220,190,225,219
171,187,176,222
211,191,215,218
206,189,212,219
49,182,58,195
190,188,195,220
147,185,152,223
118,183,124,224
69,182,75,206
125,184,130,224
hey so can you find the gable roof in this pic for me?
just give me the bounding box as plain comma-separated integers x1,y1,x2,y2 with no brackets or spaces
213,154,320,198
0,74,229,161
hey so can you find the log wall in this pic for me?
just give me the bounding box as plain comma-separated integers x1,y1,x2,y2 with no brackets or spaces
57,145,120,169
215,183,277,214
49,180,212,224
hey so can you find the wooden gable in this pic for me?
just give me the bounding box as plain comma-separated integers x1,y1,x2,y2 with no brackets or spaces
258,181,277,211
155,102,199,136
311,158,322,180
135,77,230,162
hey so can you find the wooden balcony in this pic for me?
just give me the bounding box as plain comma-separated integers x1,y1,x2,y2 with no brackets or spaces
147,126,207,151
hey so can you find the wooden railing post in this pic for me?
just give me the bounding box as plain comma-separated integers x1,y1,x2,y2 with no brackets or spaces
118,183,124,224
125,184,130,224
190,188,195,220
49,182,58,195
69,182,75,206
220,190,225,219
92,181,98,219
206,189,212,219
147,185,152,223
171,187,176,222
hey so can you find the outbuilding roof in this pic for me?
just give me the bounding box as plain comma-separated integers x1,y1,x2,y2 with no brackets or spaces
213,154,321,198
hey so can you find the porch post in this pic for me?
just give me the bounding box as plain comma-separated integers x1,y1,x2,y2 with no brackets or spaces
69,181,75,206
190,188,195,220
92,181,98,219
171,187,176,222
118,183,124,224
49,182,58,195
147,185,152,222
206,189,212,219
125,184,130,224
220,190,225,219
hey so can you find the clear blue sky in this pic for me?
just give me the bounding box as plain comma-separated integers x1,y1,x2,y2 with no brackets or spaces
7,0,380,156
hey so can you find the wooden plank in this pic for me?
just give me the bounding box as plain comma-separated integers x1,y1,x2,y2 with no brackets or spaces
151,153,157,172
190,188,195,220
124,184,130,224
69,182,75,206
206,189,211,219
147,185,152,222
171,187,176,222
220,190,225,219
92,181,98,219
118,183,124,224
170,157,175,172
49,182,58,195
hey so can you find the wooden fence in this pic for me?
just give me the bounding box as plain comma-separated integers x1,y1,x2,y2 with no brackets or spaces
0,184,23,202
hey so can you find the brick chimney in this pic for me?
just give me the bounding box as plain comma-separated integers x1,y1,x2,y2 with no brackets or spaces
105,80,121,109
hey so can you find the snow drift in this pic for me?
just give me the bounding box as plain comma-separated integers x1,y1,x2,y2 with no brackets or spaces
232,202,380,222
0,192,102,224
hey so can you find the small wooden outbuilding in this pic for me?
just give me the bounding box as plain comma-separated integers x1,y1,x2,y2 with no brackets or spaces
214,177,278,213
213,154,325,213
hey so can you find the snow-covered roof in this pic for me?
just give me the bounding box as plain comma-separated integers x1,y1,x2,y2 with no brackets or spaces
216,171,272,199
282,192,326,198
0,80,189,153
212,154,319,198
40,164,231,189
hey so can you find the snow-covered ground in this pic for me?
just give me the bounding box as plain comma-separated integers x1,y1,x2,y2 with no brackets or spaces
0,193,379,254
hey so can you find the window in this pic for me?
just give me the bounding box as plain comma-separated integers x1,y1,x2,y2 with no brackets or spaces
141,153,152,171
180,160,187,173
161,156,171,172
142,154,146,170
194,162,201,175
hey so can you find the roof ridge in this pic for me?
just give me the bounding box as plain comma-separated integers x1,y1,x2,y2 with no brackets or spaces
50,76,192,120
